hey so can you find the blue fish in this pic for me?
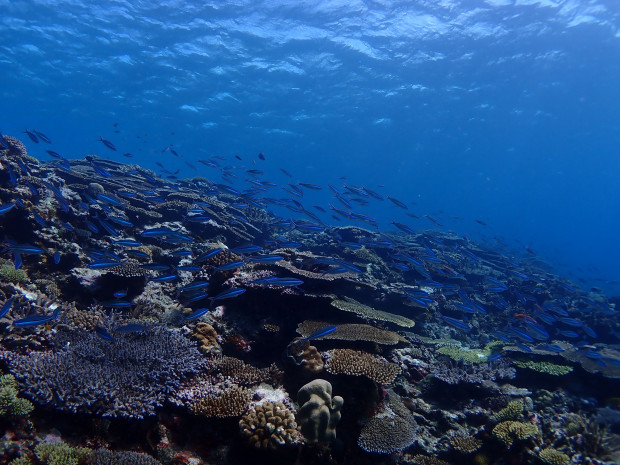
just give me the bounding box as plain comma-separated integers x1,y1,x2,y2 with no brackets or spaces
229,245,263,254
115,323,147,333
184,307,210,321
487,353,502,361
7,244,45,255
175,265,201,272
248,255,284,263
210,287,246,302
53,251,61,264
23,129,39,143
515,343,533,353
213,260,245,272
140,263,170,271
302,325,338,341
0,203,15,215
13,308,59,327
113,289,128,298
125,249,150,259
441,316,471,331
179,281,210,292
0,297,15,319
33,130,51,143
266,278,304,287
507,327,535,343
107,216,133,227
114,239,143,247
95,325,115,341
87,260,122,269
151,273,178,282
98,137,117,151
100,300,133,307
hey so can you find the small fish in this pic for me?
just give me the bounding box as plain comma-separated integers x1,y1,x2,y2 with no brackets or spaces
113,289,128,298
98,136,117,151
487,353,502,361
97,193,124,207
213,260,245,272
210,287,246,302
123,153,133,158
229,245,263,254
33,130,51,143
125,249,150,259
53,251,61,264
515,343,533,352
100,300,133,307
7,244,45,255
13,309,59,327
0,203,16,215
184,307,210,321
87,259,122,269
302,325,338,341
46,150,62,158
248,254,284,263
391,222,415,234
387,196,408,209
115,323,147,333
258,152,265,160
0,297,15,319
95,325,115,341
151,273,178,282
114,239,142,247
179,281,210,292
139,263,170,271
175,265,201,272
24,129,39,143
183,292,210,303
441,316,471,331
266,278,304,287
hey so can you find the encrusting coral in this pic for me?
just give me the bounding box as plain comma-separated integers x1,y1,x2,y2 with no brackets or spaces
239,401,300,449
296,379,343,444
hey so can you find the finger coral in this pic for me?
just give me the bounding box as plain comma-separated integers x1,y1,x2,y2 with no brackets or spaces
239,401,300,449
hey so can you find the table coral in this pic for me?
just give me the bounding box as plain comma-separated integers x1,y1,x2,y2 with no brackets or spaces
296,320,405,345
514,360,573,376
325,348,401,384
330,297,415,328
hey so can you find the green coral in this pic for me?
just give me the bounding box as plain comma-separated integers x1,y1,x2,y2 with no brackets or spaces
34,442,91,465
492,400,524,422
0,263,29,283
10,458,33,465
515,360,573,376
0,374,34,417
437,341,504,363
539,447,570,465
492,421,539,448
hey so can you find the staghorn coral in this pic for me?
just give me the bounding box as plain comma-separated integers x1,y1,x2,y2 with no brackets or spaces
239,401,300,449
514,360,573,376
10,457,32,465
296,320,404,345
285,338,324,373
3,326,205,418
330,297,415,328
0,374,34,417
34,442,91,465
492,399,524,422
492,421,539,448
325,348,401,384
296,379,343,444
357,391,416,454
449,434,483,454
86,449,162,465
538,448,570,465
189,386,252,418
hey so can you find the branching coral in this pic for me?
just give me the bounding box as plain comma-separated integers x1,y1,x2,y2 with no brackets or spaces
0,374,34,417
34,442,91,465
538,447,570,465
189,387,252,418
492,399,524,422
86,449,162,465
3,326,205,418
492,421,539,448
449,434,483,454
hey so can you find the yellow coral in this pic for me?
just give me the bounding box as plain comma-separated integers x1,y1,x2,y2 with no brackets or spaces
514,361,573,376
539,447,570,465
492,421,538,448
325,348,401,384
492,399,524,422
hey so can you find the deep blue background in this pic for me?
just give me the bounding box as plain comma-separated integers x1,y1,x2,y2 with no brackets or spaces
1,0,619,292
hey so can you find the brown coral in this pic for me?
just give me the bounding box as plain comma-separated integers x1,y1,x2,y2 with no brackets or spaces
219,356,282,386
191,322,219,353
239,401,300,449
285,338,324,373
326,348,401,384
189,387,252,418
449,434,482,454
297,320,404,345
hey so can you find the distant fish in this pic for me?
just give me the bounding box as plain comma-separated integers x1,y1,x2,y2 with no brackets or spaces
33,130,51,143
53,251,61,264
213,260,245,272
123,152,133,158
440,315,471,331
258,152,265,160
98,136,117,151
23,129,39,143
387,196,408,209
280,168,292,177
115,323,147,333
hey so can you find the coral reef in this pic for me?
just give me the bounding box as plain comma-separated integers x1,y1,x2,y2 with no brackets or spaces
330,297,415,328
285,338,324,373
296,320,404,345
296,379,343,444
514,360,573,376
3,326,205,418
239,401,300,449
492,420,539,448
538,447,570,465
34,441,91,465
325,348,401,384
449,434,483,454
87,449,162,465
189,386,253,418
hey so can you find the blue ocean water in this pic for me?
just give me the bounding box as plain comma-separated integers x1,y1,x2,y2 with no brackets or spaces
1,0,618,293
